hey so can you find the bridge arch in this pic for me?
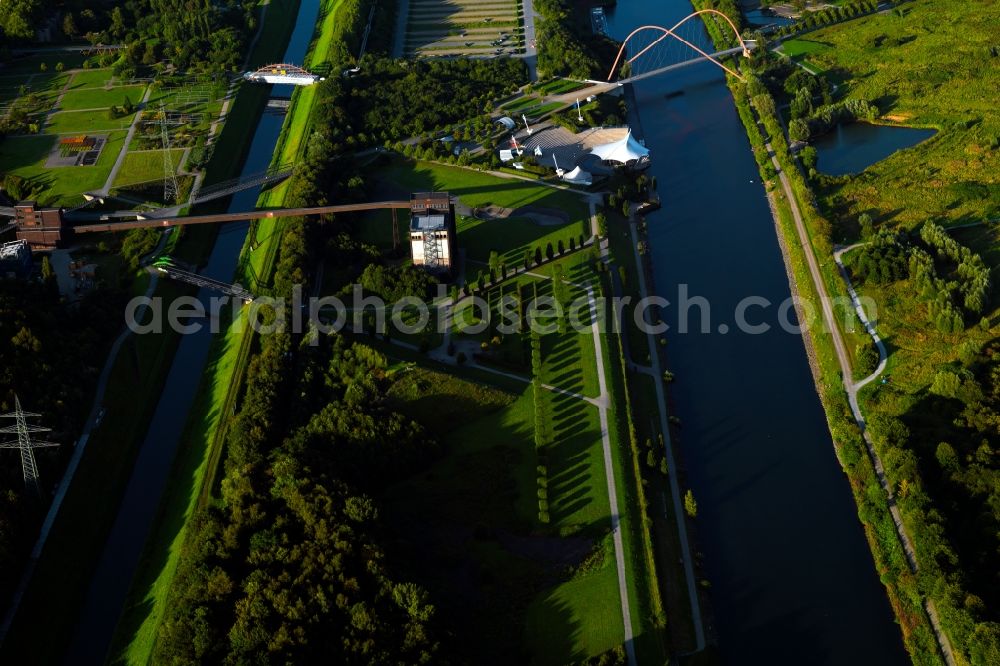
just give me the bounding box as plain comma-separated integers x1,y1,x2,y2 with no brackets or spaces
607,9,751,82
250,63,314,77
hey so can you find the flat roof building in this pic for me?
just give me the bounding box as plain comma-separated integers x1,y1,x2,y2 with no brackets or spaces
0,240,32,279
409,192,456,273
13,201,68,249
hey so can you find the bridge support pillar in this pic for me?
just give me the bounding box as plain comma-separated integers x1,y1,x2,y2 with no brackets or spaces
391,207,399,250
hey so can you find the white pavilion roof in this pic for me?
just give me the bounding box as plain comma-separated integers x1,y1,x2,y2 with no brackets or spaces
589,130,649,164
561,166,593,185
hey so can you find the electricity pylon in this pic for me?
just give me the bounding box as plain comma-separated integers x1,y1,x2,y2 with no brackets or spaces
0,396,59,497
160,104,179,205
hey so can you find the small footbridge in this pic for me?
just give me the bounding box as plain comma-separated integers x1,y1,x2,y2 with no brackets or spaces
190,163,295,206
151,265,256,301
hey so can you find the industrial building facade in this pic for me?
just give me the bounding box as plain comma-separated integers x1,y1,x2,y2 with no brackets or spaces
409,192,456,273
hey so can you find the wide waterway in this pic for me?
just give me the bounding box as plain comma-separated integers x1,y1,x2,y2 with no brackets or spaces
605,1,910,663
61,1,321,662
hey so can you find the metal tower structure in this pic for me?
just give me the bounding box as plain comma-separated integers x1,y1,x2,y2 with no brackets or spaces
0,396,59,497
422,229,442,269
159,104,179,205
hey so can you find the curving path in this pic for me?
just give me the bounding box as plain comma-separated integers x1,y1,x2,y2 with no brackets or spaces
766,137,957,666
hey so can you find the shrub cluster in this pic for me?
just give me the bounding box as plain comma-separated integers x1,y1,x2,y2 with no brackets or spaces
919,222,991,315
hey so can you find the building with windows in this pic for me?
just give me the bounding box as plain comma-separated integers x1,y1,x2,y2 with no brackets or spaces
13,202,67,249
409,192,456,273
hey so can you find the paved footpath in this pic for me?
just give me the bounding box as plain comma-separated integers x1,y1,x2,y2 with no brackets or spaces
0,235,167,641
766,137,957,666
627,221,706,652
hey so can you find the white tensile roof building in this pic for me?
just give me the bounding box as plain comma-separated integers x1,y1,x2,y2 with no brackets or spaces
589,129,650,165
561,166,593,186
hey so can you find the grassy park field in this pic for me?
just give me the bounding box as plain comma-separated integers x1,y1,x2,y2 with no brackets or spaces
386,363,625,662
0,59,228,206
802,0,1000,390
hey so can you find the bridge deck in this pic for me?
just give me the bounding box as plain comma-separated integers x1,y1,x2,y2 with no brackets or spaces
152,266,256,300
74,201,412,234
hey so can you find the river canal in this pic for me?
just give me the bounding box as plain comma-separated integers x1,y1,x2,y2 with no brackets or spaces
61,1,321,662
604,1,909,662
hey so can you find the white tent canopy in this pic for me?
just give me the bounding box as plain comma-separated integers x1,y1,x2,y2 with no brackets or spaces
561,166,593,186
589,130,649,164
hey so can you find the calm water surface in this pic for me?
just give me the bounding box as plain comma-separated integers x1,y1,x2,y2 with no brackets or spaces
814,122,935,176
606,1,909,663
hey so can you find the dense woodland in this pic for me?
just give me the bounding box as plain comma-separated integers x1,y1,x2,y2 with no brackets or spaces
312,57,525,149
0,0,259,72
152,327,444,663
534,0,617,80
0,279,126,605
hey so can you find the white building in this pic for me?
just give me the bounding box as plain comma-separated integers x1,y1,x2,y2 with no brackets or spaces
409,192,456,273
589,129,650,168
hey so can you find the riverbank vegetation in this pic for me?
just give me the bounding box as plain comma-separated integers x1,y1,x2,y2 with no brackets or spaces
702,0,1000,662
534,0,617,79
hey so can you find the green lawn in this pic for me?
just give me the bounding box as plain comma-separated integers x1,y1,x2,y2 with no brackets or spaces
524,544,624,664
387,377,624,663
777,37,830,58
458,213,588,265
67,68,117,88
531,102,568,117
59,84,147,111
46,108,135,133
501,95,541,112
113,149,185,187
0,130,127,204
535,79,589,95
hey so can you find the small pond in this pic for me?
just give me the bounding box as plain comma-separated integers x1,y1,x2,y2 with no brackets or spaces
812,122,936,176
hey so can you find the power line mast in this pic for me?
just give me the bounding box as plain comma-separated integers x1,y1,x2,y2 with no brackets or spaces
159,104,179,205
0,396,59,497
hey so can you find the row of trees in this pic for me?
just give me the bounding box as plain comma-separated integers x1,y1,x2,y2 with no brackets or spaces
788,98,880,142
919,221,991,316
769,0,884,39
